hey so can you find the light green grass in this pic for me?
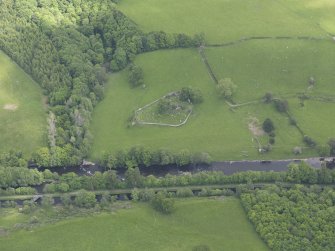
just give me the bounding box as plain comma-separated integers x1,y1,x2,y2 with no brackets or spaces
206,39,335,102
290,100,335,144
0,209,29,229
118,0,326,43
0,51,46,155
277,0,335,34
0,198,269,251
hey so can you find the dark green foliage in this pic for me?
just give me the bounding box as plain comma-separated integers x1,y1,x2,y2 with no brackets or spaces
274,99,289,113
150,192,175,214
263,92,273,103
179,87,203,104
74,190,97,208
128,63,144,87
175,149,191,167
125,167,143,187
41,196,54,208
1,200,17,208
157,99,177,114
0,166,43,188
269,137,275,145
0,151,27,167
176,188,194,198
241,185,335,251
303,135,316,147
61,193,73,207
0,187,37,196
100,146,210,169
262,118,274,133
286,162,318,184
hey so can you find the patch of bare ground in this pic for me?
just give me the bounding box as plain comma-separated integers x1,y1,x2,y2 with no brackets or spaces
248,117,264,137
3,104,18,111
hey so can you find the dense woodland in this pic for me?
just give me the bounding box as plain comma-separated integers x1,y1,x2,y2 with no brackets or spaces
0,0,203,167
241,185,335,251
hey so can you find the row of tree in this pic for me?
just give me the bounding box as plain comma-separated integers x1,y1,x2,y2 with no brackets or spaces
100,146,211,169
2,160,335,191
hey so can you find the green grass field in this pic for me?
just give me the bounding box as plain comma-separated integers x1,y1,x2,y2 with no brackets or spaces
276,0,335,35
0,51,46,155
118,0,327,43
0,198,268,251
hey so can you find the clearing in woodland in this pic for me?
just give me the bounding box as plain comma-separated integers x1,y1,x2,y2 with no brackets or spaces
0,51,46,155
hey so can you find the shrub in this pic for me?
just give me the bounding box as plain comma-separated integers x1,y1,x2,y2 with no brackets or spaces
41,196,54,208
1,200,17,208
293,146,303,155
128,64,144,88
217,78,237,99
176,188,194,198
61,193,73,207
262,118,275,133
179,87,203,104
151,192,175,214
74,190,96,208
269,137,275,145
303,135,316,147
263,92,273,103
289,117,297,126
274,99,288,113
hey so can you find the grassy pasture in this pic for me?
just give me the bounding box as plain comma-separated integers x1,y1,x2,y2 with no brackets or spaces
205,39,335,102
277,0,335,35
118,0,326,43
289,100,335,144
0,198,268,251
0,51,46,155
91,49,256,160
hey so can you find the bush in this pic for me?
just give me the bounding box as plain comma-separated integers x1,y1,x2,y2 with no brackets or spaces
269,137,275,145
1,200,17,208
157,99,176,114
61,193,73,207
303,135,316,147
274,99,289,113
128,64,144,88
176,188,194,198
289,117,297,126
74,190,96,208
293,146,303,155
263,92,273,103
262,118,275,133
41,196,54,208
217,78,237,99
151,192,175,214
179,87,203,104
